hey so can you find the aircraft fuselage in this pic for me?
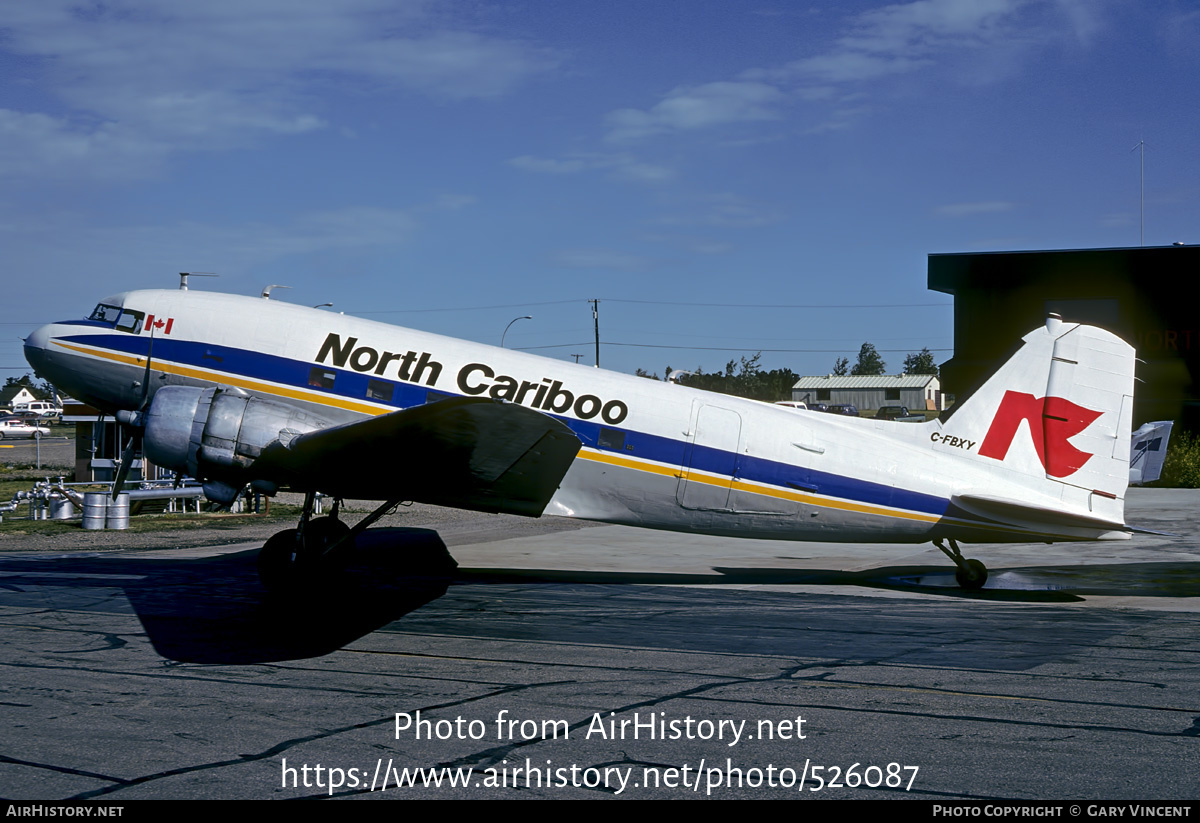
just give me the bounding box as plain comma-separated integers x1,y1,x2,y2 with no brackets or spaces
24,289,1133,546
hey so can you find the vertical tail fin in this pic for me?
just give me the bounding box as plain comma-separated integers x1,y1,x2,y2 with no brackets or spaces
940,315,1135,527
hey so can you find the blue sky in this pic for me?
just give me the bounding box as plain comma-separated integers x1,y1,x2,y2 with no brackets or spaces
3,0,1197,384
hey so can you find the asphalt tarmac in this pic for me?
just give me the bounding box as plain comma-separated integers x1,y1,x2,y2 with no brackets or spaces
1,489,1197,800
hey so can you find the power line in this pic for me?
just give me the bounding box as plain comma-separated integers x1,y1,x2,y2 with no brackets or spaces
347,298,952,314
7,297,953,326
604,299,951,309
516,341,951,354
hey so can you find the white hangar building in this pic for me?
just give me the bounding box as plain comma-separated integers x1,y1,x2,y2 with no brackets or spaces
791,373,944,413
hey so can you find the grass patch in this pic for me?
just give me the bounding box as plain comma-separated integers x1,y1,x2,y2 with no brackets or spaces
0,469,303,535
0,508,297,537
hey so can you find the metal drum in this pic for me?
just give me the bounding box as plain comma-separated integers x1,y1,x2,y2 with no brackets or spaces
106,493,130,530
82,493,107,530
50,495,75,521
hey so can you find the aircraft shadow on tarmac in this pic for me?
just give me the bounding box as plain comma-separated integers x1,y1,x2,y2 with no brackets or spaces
2,527,1197,664
458,561,1200,603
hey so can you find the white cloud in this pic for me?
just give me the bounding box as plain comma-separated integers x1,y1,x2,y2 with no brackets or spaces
935,200,1018,217
644,233,734,255
0,109,168,180
783,0,1036,85
605,81,786,142
508,152,674,183
553,249,652,270
0,0,556,178
605,0,1070,142
0,200,446,282
509,155,589,174
655,193,783,228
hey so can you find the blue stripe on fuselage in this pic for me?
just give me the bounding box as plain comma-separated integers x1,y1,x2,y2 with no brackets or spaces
61,331,950,518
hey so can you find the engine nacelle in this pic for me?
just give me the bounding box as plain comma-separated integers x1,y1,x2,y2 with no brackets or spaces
142,386,334,504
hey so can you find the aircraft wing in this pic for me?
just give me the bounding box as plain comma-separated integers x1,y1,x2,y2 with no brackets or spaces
252,397,582,516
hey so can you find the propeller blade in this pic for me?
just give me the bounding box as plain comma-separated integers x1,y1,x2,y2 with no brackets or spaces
138,327,157,410
112,434,139,501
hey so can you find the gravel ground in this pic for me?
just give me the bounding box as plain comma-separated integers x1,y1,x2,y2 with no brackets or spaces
0,494,598,553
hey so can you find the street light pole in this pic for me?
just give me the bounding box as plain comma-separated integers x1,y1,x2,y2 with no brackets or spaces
501,315,533,348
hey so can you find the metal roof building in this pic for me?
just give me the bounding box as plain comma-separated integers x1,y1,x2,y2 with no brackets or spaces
791,373,943,412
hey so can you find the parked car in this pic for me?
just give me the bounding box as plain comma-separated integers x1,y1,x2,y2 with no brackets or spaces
825,404,860,416
13,400,60,417
0,418,50,439
807,403,829,413
774,401,808,410
875,405,910,420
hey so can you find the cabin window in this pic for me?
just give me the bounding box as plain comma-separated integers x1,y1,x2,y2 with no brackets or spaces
886,388,900,400
367,379,394,402
425,390,451,404
598,427,626,451
308,367,336,389
817,389,830,401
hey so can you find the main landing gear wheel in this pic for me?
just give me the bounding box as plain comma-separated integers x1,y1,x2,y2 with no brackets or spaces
256,519,356,592
954,558,988,590
305,516,352,554
257,528,303,592
257,492,413,593
934,538,989,591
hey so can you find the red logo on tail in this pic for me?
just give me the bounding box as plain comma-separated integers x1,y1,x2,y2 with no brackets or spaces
979,390,1102,477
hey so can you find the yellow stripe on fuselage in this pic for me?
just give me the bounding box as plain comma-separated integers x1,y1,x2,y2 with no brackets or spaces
58,338,1086,540
578,449,942,526
55,340,387,416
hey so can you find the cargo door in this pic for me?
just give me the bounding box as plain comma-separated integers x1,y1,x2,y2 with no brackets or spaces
677,403,742,511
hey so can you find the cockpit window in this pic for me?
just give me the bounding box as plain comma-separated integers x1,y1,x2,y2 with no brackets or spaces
89,304,122,324
88,303,145,334
115,309,144,333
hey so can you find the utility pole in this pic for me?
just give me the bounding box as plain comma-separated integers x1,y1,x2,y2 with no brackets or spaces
589,299,600,368
1132,138,1147,246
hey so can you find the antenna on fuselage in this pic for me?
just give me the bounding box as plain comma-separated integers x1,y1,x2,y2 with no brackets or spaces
261,285,291,299
179,272,217,290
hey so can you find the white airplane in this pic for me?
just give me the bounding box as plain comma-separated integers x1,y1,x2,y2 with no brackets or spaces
1129,420,1173,485
24,286,1138,590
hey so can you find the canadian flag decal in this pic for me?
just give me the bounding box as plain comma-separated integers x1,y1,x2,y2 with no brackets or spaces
144,315,174,335
979,390,1102,477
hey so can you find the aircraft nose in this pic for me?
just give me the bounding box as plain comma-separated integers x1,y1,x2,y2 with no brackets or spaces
22,321,66,379
23,323,53,372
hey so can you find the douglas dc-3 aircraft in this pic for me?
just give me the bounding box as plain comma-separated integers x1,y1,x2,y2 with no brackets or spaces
24,285,1138,590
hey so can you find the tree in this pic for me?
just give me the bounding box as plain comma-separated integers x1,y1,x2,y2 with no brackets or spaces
832,356,849,377
3,373,52,399
641,353,798,402
903,348,938,375
851,343,885,376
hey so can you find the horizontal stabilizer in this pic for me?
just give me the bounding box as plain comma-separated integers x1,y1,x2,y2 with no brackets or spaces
1126,524,1176,536
951,493,1130,539
253,397,581,516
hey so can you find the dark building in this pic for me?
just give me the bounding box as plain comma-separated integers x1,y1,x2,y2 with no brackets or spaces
929,245,1199,429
